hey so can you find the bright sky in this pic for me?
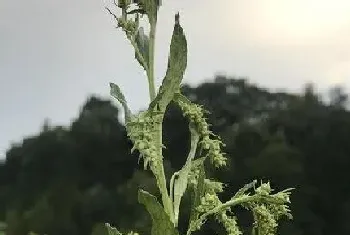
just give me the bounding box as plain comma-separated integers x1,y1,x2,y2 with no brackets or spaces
1,0,350,158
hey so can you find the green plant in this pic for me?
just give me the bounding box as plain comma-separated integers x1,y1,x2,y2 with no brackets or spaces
100,1,294,235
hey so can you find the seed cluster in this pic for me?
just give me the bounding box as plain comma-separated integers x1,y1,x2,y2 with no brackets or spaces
216,212,242,235
197,192,220,213
196,179,224,213
188,168,200,185
126,111,162,169
107,0,140,39
244,183,293,235
175,95,227,168
252,204,278,235
193,178,236,233
117,18,138,37
194,188,244,235
174,95,293,235
204,179,224,194
191,180,292,235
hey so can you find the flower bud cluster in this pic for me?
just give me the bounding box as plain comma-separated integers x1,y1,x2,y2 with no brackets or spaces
273,191,292,204
201,136,227,168
196,192,221,213
187,164,292,235
204,179,224,194
108,0,140,38
117,18,139,37
175,97,227,168
255,182,272,196
252,204,278,235
263,192,292,222
239,182,293,234
126,111,161,169
216,212,242,235
254,183,292,218
195,179,224,212
194,181,243,235
188,168,200,185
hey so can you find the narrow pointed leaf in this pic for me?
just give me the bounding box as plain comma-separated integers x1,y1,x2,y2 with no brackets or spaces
135,27,149,70
110,83,132,122
149,13,187,111
138,189,179,235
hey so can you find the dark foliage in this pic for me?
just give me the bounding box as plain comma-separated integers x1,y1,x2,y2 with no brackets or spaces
1,76,349,235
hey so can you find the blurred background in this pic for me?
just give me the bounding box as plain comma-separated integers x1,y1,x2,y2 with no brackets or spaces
1,0,350,234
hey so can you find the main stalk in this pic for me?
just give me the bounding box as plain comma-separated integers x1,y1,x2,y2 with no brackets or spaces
147,16,174,224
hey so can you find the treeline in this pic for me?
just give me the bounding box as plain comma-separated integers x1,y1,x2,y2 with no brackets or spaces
0,75,349,235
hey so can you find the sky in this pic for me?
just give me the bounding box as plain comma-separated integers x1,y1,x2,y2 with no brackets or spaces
1,0,350,158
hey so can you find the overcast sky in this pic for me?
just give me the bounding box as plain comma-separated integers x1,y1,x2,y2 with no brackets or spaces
1,0,350,158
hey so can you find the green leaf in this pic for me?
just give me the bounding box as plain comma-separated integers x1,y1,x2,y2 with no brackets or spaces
135,27,149,70
149,13,187,111
171,124,199,227
138,189,179,235
110,83,132,122
91,223,123,235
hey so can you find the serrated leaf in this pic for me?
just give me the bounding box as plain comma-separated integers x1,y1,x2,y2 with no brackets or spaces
135,27,149,70
91,223,123,235
138,189,179,235
149,13,187,111
110,83,132,122
171,124,199,227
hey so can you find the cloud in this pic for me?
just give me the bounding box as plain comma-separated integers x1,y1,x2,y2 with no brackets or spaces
179,0,350,90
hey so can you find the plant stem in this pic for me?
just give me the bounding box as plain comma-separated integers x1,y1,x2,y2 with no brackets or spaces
147,19,157,102
148,17,174,223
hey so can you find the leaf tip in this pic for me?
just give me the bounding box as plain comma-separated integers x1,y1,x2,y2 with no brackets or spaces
175,12,180,24
109,82,117,90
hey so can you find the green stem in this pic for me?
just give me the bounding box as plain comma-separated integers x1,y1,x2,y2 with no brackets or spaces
147,18,157,102
148,17,174,223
